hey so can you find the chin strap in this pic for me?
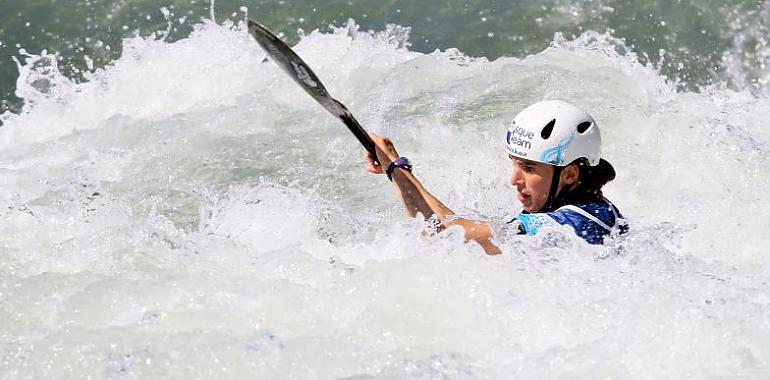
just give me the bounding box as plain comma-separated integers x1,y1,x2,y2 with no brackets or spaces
540,166,564,213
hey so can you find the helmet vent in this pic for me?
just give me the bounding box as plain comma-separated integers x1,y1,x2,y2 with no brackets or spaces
540,119,556,139
577,121,592,134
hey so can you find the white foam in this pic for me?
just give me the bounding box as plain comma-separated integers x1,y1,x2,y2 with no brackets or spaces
1,20,769,378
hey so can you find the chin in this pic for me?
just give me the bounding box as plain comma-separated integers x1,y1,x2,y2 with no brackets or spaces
521,201,547,213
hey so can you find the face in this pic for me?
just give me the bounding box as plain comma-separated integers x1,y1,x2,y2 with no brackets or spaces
509,156,554,212
509,156,580,212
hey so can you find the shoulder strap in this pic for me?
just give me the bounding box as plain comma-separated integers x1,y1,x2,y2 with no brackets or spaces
557,204,613,232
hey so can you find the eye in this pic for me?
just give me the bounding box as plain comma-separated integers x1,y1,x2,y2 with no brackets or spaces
577,121,592,133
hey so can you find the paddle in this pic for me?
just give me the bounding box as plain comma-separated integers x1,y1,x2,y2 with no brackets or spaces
247,19,378,163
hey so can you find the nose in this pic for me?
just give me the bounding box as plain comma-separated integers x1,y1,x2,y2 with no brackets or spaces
510,166,523,187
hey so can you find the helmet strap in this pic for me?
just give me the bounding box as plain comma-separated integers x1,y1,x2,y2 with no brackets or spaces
540,166,563,212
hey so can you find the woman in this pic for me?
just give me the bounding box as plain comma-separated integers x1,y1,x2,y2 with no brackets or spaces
365,100,627,255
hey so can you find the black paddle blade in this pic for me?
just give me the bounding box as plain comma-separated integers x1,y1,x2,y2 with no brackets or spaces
247,19,377,161
248,20,333,107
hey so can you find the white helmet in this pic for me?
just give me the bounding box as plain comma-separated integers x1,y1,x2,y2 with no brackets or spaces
505,100,601,166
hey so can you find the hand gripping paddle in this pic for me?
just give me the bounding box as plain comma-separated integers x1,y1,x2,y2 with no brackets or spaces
247,19,378,163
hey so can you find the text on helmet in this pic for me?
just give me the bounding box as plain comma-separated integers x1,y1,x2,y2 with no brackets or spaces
507,125,534,150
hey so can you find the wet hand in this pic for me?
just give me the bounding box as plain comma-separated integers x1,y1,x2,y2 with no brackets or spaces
365,133,400,174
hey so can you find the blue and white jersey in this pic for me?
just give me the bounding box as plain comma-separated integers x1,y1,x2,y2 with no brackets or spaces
512,198,628,245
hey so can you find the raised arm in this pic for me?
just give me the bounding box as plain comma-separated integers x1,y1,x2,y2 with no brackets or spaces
365,134,501,255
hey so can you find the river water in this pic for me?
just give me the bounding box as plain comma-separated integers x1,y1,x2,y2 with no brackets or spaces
1,1,769,378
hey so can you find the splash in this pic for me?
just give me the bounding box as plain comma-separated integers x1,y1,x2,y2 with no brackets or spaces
720,1,770,95
1,19,769,378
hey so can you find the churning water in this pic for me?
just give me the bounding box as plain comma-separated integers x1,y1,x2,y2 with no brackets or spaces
1,1,770,379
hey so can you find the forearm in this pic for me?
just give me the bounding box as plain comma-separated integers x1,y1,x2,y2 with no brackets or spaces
389,168,454,221
364,133,500,254
389,169,501,255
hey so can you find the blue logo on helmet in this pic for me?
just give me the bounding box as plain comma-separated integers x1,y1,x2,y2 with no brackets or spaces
540,132,576,165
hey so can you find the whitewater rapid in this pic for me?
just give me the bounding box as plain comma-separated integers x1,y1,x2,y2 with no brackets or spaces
1,20,769,378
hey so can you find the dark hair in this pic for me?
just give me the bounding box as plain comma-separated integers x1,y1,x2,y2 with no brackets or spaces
552,158,616,207
576,158,616,193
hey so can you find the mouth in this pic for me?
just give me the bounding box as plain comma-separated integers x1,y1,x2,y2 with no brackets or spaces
517,190,530,203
